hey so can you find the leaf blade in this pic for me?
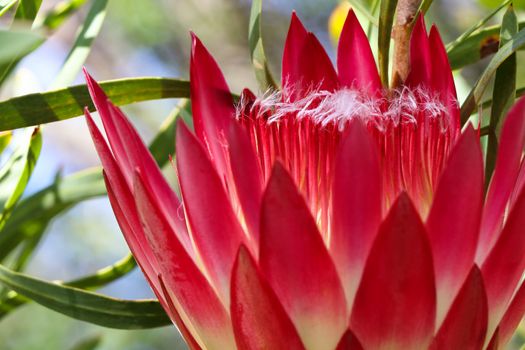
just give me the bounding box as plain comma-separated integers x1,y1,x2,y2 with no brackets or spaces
14,0,42,21
248,0,277,90
485,4,518,187
0,127,42,228
460,27,525,123
50,0,108,89
0,263,171,329
0,77,190,131
378,0,398,86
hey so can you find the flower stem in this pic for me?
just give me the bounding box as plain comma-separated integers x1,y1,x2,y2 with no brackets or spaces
391,0,422,87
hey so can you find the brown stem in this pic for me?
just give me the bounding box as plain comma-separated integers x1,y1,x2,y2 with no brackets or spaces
391,0,422,87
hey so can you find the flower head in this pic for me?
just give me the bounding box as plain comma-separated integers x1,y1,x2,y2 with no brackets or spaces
85,9,525,350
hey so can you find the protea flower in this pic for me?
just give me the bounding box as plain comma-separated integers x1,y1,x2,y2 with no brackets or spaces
84,9,525,350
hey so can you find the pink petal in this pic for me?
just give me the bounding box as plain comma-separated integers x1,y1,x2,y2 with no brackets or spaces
259,163,347,350
330,120,382,308
158,276,203,350
498,281,525,346
104,175,166,300
83,70,189,249
231,246,306,350
429,26,460,133
282,12,338,100
337,9,381,93
85,111,160,287
335,330,364,350
227,122,264,243
133,171,235,350
478,96,525,262
430,266,488,350
406,15,432,87
83,69,132,174
426,125,484,327
351,193,436,350
176,120,247,305
481,181,525,336
190,33,235,178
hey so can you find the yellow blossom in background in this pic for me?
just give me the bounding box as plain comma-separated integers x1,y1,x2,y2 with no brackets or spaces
328,2,352,46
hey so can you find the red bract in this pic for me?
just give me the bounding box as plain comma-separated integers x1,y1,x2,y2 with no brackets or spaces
85,9,525,350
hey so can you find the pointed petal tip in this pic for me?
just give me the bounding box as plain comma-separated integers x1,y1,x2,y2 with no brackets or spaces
268,161,290,183
234,244,251,267
415,13,426,30
394,191,413,210
351,189,435,350
82,66,90,79
175,117,192,139
289,10,306,32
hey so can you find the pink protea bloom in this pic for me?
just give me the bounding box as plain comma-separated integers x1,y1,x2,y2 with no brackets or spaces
84,10,525,350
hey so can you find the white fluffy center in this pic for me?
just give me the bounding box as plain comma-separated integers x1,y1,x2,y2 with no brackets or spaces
237,87,453,132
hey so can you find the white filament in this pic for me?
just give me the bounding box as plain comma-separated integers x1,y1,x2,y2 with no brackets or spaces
237,86,454,132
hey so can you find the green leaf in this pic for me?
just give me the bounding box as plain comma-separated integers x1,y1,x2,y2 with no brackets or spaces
0,30,43,65
0,169,104,262
0,77,190,131
0,0,18,17
0,263,171,329
417,0,433,14
378,0,398,86
68,335,102,350
345,0,379,26
14,0,42,21
149,99,190,165
36,0,89,30
248,0,277,91
0,30,44,84
446,0,519,70
479,0,525,10
50,0,108,89
480,86,525,112
0,127,42,228
460,27,525,124
0,253,136,317
485,4,518,187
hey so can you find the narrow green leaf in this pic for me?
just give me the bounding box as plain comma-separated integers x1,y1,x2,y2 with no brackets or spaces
446,0,519,70
14,0,42,21
485,4,518,187
0,30,44,84
0,0,18,17
0,30,43,65
66,254,136,290
480,86,525,111
68,335,102,350
0,127,42,228
0,253,136,317
0,77,190,131
346,0,379,26
36,0,88,30
248,0,277,91
378,0,398,86
0,263,171,329
460,27,525,124
149,99,190,165
0,169,105,262
50,0,108,89
417,0,433,14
